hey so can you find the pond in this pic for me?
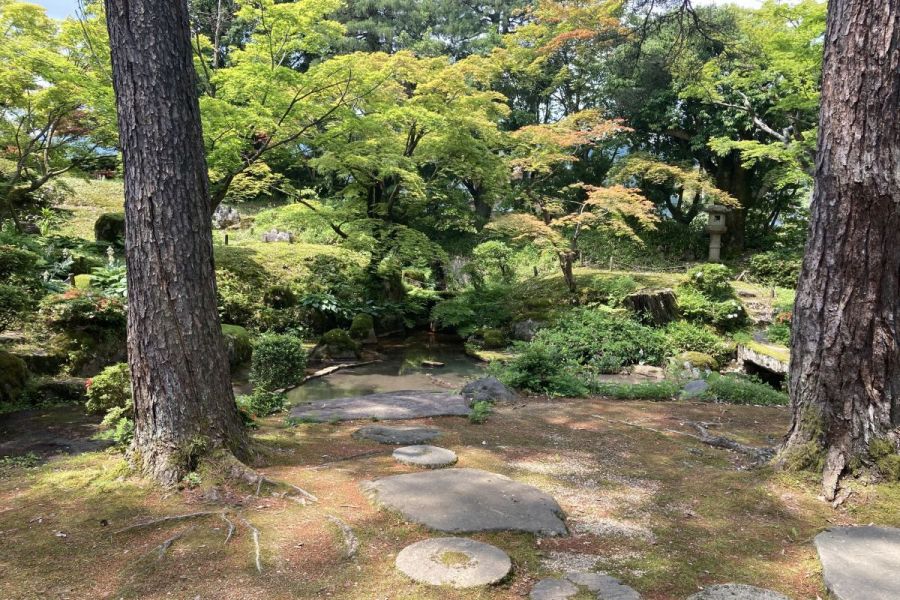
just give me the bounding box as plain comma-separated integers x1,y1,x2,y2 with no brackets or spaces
286,332,485,405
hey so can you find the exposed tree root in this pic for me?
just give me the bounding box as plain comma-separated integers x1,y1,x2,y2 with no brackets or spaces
325,515,359,559
220,513,235,544
302,450,382,470
156,525,194,559
236,515,262,573
114,511,222,534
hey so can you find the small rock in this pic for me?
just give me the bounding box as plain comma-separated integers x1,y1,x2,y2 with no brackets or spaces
461,376,517,406
212,204,241,229
392,445,458,469
530,578,578,600
395,537,511,588
510,319,544,342
681,379,710,399
687,584,789,599
630,365,666,380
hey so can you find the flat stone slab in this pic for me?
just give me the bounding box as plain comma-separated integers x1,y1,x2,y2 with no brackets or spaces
363,467,567,535
352,425,442,445
530,578,578,599
567,571,641,599
393,445,458,468
395,537,511,588
815,526,900,600
687,584,789,599
289,390,469,422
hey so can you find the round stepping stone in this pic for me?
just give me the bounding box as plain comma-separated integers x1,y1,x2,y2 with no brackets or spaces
393,445,458,468
395,537,511,588
815,525,900,600
363,467,567,535
530,578,578,599
687,584,789,600
352,425,441,445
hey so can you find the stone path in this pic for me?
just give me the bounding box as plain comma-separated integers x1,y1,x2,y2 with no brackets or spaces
530,571,641,599
814,525,900,600
686,584,789,599
363,467,567,535
395,537,511,588
393,445,458,468
289,390,469,422
352,424,442,445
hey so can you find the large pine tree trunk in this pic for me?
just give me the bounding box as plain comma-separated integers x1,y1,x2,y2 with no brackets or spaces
783,0,900,499
105,0,248,485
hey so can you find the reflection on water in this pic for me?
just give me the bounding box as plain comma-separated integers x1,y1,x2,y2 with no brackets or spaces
286,333,485,405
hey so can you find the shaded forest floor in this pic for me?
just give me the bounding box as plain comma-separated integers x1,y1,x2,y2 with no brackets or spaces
2,397,898,599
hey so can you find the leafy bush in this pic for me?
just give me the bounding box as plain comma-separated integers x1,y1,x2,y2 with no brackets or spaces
221,324,252,369
216,269,260,328
578,275,638,306
85,362,132,414
469,241,514,285
249,333,306,391
0,284,33,333
676,286,747,331
236,389,286,418
469,400,493,424
766,312,792,346
98,405,134,448
480,328,506,349
0,244,39,280
88,264,127,298
431,285,517,336
496,310,667,396
263,284,297,309
701,373,788,406
685,264,733,300
40,290,126,333
747,250,802,288
664,321,733,365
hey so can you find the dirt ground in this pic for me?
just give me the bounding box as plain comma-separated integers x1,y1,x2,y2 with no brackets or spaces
1,397,898,600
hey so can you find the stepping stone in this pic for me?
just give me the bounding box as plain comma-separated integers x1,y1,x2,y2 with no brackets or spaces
289,390,469,422
687,584,789,599
395,537,511,588
363,467,567,535
815,525,900,600
352,425,442,445
530,578,578,599
393,445,458,468
567,571,641,599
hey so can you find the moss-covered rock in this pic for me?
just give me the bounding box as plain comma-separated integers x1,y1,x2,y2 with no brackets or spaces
314,328,361,360
0,350,30,405
674,351,718,371
94,212,125,244
481,328,507,350
221,324,252,370
349,313,375,341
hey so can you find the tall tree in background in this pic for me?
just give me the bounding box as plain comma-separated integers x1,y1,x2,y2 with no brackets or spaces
105,0,248,484
782,0,899,499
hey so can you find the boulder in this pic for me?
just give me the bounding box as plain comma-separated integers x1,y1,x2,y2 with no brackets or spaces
212,204,241,229
461,376,517,405
622,288,679,326
93,212,125,244
311,328,361,361
510,319,544,342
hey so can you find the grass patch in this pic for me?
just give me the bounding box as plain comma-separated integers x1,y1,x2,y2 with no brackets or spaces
701,373,788,406
594,380,680,400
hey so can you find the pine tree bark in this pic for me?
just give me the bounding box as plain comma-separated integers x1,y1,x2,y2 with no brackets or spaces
105,0,248,485
783,0,900,499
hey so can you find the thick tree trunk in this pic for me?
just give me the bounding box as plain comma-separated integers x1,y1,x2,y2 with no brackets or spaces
105,0,248,485
782,0,900,499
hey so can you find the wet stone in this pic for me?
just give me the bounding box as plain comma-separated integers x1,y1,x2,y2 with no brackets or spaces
395,537,511,588
352,425,442,445
393,445,458,468
687,584,789,600
815,526,900,600
363,467,567,535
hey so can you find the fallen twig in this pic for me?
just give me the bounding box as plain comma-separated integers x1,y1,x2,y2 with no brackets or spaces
278,361,380,392
220,513,235,544
237,515,262,573
326,515,359,558
114,511,221,534
259,476,318,503
687,421,775,463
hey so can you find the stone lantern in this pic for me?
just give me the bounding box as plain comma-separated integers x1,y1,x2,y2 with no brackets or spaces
704,204,729,262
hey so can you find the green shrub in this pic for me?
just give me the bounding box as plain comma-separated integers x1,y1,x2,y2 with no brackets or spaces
747,250,802,288
349,313,375,340
578,275,639,306
0,283,33,333
236,389,286,418
98,405,134,448
0,351,30,405
263,284,297,309
469,241,514,285
685,264,734,300
676,286,748,331
766,312,792,346
664,321,732,365
221,324,252,369
40,290,127,333
0,244,39,280
322,328,359,349
494,340,589,397
431,285,517,336
481,328,506,349
701,373,788,406
249,333,306,391
216,269,261,328
85,362,132,414
869,438,900,482
73,274,92,290
469,400,493,424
